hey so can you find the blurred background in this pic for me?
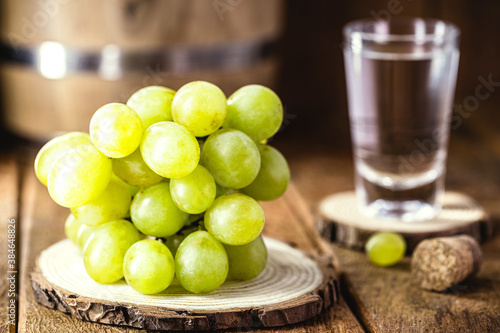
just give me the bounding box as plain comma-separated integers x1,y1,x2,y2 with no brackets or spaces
0,0,499,149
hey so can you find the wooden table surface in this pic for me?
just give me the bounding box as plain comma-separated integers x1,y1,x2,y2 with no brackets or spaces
1,112,499,332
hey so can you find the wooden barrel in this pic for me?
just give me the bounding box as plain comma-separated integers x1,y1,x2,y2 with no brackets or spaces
0,0,283,141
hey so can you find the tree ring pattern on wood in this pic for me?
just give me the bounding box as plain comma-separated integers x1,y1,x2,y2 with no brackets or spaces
31,237,338,330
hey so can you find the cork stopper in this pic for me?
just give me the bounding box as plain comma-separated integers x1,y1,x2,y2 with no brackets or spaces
411,235,483,292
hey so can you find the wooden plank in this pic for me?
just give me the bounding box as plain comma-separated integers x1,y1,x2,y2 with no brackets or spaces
17,147,363,332
261,187,364,332
0,153,19,333
333,234,500,333
270,185,365,333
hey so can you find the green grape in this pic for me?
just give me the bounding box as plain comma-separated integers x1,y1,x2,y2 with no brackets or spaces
64,213,82,245
200,128,260,189
34,132,91,186
365,232,406,267
204,193,265,245
171,81,227,137
130,182,188,237
123,239,175,294
126,86,176,129
215,184,239,198
90,103,143,158
224,235,267,281
83,219,142,284
112,148,163,188
224,85,283,142
164,226,199,256
47,142,112,208
170,165,216,214
241,144,290,201
140,121,199,179
175,230,228,293
76,224,96,250
71,178,131,227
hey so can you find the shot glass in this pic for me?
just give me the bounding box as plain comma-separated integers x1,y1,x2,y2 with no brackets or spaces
343,18,460,222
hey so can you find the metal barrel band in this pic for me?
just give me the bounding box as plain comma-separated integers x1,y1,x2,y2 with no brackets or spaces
0,38,279,80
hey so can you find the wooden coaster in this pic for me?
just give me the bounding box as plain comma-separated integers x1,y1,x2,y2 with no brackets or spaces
317,191,493,252
31,238,338,331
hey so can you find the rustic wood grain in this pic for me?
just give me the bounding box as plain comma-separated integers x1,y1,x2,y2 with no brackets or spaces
14,147,363,333
0,153,19,333
334,235,500,333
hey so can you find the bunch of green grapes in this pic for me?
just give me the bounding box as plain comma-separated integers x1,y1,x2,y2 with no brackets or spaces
35,82,290,295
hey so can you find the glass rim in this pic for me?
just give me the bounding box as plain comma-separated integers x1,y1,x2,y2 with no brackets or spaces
343,17,460,42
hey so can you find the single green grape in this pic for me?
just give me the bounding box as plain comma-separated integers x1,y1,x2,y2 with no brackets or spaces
204,193,265,245
64,213,82,245
83,219,142,284
200,128,260,189
123,239,175,294
365,232,406,267
171,81,227,137
112,148,163,188
34,132,91,186
140,121,199,179
224,85,283,142
76,224,96,250
170,165,216,214
175,230,228,293
224,235,268,281
126,86,176,129
90,103,143,158
130,182,188,237
71,178,131,227
241,144,290,201
47,142,112,208
164,226,199,256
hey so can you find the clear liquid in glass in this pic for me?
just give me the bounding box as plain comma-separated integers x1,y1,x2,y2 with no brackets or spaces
345,50,459,221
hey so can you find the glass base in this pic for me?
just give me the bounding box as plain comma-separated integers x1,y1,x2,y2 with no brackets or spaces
355,169,445,222
359,199,438,222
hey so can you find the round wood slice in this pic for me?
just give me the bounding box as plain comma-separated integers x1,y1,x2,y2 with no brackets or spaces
317,191,493,252
31,237,338,331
